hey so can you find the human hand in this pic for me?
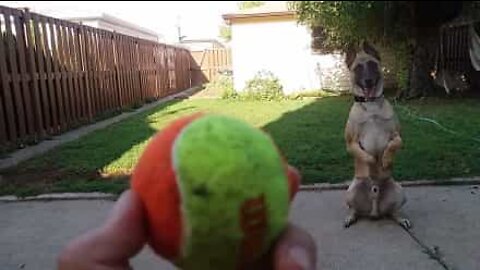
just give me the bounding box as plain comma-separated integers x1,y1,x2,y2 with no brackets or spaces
58,171,316,270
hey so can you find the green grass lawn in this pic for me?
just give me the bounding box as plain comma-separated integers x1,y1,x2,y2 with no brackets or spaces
1,96,479,196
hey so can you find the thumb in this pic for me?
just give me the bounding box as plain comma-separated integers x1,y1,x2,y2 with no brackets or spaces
274,224,317,270
58,190,148,269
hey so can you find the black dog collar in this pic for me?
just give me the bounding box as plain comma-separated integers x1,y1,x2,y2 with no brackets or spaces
354,95,383,103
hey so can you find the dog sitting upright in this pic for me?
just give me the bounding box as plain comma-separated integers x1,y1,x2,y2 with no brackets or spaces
343,41,411,229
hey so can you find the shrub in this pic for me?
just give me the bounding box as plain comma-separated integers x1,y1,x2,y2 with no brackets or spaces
242,70,284,101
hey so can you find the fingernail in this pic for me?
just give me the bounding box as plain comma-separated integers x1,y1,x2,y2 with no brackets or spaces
289,246,313,270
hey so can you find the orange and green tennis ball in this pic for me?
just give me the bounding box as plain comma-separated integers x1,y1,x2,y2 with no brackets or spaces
131,113,300,270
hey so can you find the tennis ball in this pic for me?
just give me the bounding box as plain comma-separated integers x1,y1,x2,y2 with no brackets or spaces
131,113,300,270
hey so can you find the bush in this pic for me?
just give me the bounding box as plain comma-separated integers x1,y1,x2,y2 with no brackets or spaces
242,70,284,101
218,76,237,99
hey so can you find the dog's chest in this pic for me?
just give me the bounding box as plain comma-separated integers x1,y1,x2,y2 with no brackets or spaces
351,102,397,156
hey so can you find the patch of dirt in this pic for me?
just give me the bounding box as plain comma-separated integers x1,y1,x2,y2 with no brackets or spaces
0,165,130,194
190,86,223,99
2,167,70,187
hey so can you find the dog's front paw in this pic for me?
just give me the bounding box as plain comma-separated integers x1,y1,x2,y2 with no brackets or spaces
364,153,376,164
382,153,393,169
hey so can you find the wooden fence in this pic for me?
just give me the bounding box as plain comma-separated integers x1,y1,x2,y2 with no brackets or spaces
190,48,231,86
0,6,192,149
439,24,471,72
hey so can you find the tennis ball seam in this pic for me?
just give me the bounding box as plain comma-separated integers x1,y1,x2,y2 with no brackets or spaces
171,120,195,260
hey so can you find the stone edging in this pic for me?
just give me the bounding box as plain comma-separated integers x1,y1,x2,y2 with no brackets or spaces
1,177,479,203
300,176,480,191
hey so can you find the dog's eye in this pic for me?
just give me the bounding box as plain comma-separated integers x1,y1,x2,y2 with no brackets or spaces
354,65,363,74
366,61,378,72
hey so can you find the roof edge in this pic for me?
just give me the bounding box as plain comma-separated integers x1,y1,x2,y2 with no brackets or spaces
222,11,295,24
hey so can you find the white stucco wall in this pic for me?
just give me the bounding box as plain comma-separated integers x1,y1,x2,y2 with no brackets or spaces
97,20,159,42
230,19,349,93
80,21,99,29
69,19,161,43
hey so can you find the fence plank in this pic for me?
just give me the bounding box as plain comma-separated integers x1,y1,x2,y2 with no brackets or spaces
101,32,110,110
80,25,93,120
118,35,125,105
108,33,118,110
13,10,35,136
126,36,133,104
66,23,81,123
127,37,135,104
60,21,77,126
86,28,97,117
94,29,104,113
164,46,170,95
132,39,139,103
105,32,113,111
0,11,16,141
112,33,122,108
0,84,6,143
23,10,45,139
91,29,101,114
137,40,142,99
72,24,86,121
102,31,110,111
99,30,108,112
4,8,27,138
116,34,124,107
56,21,71,125
102,32,112,111
48,18,66,131
140,43,145,98
32,13,52,133
141,43,146,100
133,38,139,103
102,32,113,112
40,16,59,132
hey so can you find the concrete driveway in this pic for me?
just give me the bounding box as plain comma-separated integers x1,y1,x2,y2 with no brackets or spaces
1,185,479,270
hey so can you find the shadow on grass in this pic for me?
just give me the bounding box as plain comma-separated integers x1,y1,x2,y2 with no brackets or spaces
262,97,353,184
262,96,480,184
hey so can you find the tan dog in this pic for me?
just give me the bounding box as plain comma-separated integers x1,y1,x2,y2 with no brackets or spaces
343,41,411,229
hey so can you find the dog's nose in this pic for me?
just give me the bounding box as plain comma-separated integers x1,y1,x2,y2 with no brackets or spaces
365,79,374,88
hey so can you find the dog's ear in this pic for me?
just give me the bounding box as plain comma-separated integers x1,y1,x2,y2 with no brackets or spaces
345,43,357,69
362,41,381,61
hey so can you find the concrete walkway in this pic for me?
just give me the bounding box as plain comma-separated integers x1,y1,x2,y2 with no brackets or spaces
1,186,479,270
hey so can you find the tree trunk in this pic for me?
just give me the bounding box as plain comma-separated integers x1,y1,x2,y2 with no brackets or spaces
403,27,439,99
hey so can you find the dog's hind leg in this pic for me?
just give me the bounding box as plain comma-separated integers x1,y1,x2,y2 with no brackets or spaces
379,179,412,229
345,178,371,228
392,212,412,230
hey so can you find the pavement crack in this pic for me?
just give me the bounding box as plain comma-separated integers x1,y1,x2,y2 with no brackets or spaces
400,226,454,270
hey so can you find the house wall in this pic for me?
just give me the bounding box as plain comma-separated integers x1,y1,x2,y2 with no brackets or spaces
97,20,158,42
70,19,159,42
230,16,350,93
180,42,223,52
78,20,99,29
